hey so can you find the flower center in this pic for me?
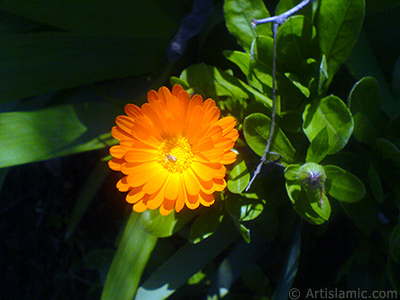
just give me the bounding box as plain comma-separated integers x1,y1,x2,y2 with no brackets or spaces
158,136,193,173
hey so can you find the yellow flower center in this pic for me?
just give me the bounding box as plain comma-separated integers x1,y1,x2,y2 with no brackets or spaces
158,136,194,173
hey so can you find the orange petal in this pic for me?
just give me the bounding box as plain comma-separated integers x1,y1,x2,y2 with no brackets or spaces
159,199,174,215
182,169,200,195
147,185,166,210
116,115,135,134
191,162,225,181
111,126,132,141
133,198,149,213
142,169,169,194
172,84,184,96
185,193,200,210
124,162,162,186
199,191,215,206
164,173,181,200
124,148,158,163
108,158,124,171
221,150,237,164
126,186,146,203
147,90,159,104
125,104,142,118
216,116,236,135
116,176,130,192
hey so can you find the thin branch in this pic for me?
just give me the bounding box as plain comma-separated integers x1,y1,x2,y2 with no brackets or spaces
246,0,314,191
251,0,313,27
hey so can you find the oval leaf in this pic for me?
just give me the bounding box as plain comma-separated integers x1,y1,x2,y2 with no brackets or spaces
324,165,366,202
223,0,272,53
228,153,250,194
303,95,353,155
244,113,296,165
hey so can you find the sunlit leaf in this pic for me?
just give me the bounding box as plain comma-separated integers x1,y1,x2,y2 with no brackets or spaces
101,212,158,300
306,127,330,163
316,0,365,89
0,101,120,168
134,219,240,300
225,193,265,222
140,209,195,238
324,165,366,203
303,95,353,155
227,153,250,194
223,0,272,53
244,113,296,165
179,63,272,109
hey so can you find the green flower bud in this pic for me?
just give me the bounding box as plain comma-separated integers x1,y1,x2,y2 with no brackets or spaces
297,163,326,191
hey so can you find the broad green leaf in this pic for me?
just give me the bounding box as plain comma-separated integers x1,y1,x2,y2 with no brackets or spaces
306,127,330,163
324,165,366,202
390,224,400,264
306,188,331,221
140,209,195,238
227,153,250,194
316,0,365,89
0,0,178,38
303,95,353,155
346,31,400,118
101,212,158,300
0,32,168,103
0,102,119,168
134,218,240,300
368,163,384,203
348,77,387,145
244,113,296,165
224,50,251,78
284,164,301,181
285,179,326,225
179,63,272,109
375,138,400,168
189,202,224,244
276,15,316,75
252,36,309,109
223,0,272,53
285,73,310,98
225,193,265,222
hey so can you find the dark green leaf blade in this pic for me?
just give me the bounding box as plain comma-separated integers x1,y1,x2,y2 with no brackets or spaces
1,32,168,103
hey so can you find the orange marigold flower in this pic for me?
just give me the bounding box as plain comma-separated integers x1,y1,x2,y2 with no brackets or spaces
108,84,239,216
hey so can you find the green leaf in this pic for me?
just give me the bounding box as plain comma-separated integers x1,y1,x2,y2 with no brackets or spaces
368,163,384,203
348,77,387,145
0,0,178,38
375,138,400,168
189,203,224,244
243,113,296,165
318,54,328,94
316,0,365,89
306,127,330,163
0,102,120,168
223,0,272,53
303,95,354,155
285,179,326,225
134,218,240,300
324,165,366,202
224,50,251,78
179,63,272,109
0,32,168,103
285,73,310,98
390,224,400,264
140,209,195,238
225,193,265,222
276,15,316,74
101,212,158,300
346,31,400,118
227,153,250,194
